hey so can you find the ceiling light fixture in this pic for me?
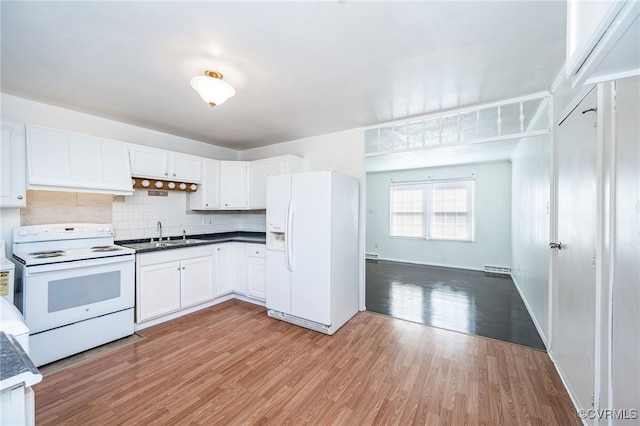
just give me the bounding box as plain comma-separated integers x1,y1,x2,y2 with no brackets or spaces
190,70,236,107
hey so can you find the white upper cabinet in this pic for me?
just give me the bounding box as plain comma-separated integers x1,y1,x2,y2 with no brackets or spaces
220,161,249,209
0,121,26,207
566,0,640,86
129,144,202,183
169,152,203,183
189,159,220,210
129,145,168,178
249,159,278,209
191,155,304,211
249,155,304,209
26,125,133,195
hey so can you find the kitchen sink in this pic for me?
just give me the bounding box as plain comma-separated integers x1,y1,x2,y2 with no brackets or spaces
164,239,207,245
123,239,207,250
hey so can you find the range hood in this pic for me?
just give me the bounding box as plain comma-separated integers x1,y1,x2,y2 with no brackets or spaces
26,125,134,195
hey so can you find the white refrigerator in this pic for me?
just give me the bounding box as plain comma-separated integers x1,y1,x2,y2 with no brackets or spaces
266,171,359,335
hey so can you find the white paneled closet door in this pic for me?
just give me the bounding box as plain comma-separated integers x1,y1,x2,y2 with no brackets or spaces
554,87,598,418
611,76,640,419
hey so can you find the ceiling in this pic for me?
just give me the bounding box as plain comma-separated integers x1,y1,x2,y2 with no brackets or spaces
0,1,567,151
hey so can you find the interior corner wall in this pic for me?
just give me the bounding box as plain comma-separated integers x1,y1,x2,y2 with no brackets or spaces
366,161,512,271
239,128,365,181
510,131,551,345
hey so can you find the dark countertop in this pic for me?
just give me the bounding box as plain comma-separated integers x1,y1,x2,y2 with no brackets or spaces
116,231,266,254
0,332,42,391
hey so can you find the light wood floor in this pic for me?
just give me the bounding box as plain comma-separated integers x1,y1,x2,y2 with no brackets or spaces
34,300,580,425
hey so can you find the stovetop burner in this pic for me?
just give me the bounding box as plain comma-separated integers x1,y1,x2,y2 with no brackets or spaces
91,246,122,252
34,253,65,259
13,223,135,267
29,250,65,256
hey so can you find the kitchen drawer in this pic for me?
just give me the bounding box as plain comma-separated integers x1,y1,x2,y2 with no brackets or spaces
244,244,266,258
137,245,213,266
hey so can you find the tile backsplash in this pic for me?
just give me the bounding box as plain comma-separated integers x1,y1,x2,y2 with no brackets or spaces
20,189,266,241
21,190,113,225
112,189,265,241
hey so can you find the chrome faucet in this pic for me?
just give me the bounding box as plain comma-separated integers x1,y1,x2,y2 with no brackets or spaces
157,221,163,241
182,230,187,240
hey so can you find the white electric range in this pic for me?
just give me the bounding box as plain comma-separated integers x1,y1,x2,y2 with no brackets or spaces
12,223,135,367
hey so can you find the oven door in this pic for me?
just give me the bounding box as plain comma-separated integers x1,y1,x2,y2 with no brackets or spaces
22,255,134,334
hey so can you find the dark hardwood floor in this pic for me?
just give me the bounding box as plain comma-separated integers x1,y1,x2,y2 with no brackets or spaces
34,300,579,425
366,260,546,350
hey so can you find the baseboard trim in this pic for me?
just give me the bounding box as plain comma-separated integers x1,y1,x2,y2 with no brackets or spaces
134,293,264,331
376,257,484,272
510,273,548,349
550,355,589,426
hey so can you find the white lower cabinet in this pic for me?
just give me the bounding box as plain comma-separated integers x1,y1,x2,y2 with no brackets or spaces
244,244,266,300
136,246,213,323
137,261,182,321
214,242,266,300
213,243,240,296
136,242,266,323
180,256,214,308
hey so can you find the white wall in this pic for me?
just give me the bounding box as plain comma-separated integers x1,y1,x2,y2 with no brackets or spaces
366,161,512,271
240,128,365,180
511,130,551,346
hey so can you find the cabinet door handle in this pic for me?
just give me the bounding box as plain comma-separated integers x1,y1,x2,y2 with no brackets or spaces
17,195,23,200
182,266,186,270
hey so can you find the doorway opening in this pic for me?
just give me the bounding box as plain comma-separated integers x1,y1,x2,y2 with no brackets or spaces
363,94,550,350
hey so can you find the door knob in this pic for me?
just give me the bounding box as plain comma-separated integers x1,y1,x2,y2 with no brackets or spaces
549,242,563,250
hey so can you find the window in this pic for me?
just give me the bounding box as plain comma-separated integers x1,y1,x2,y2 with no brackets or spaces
390,184,425,237
390,179,474,241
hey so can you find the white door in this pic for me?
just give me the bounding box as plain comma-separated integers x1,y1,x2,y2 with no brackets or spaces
290,172,332,325
138,262,181,322
220,161,248,208
0,121,26,207
170,153,202,182
554,88,598,414
181,256,213,308
129,145,168,179
249,159,277,209
611,77,640,415
214,244,235,296
245,253,266,300
266,174,292,313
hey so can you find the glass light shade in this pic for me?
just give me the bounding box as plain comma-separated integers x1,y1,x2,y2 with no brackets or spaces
190,72,236,107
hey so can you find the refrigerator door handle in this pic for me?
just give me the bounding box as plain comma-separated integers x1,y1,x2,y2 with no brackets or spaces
285,199,294,272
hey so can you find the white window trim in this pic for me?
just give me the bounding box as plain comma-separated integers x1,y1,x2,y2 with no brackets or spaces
389,178,475,242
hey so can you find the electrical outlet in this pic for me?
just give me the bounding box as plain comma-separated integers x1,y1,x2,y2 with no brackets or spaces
201,217,214,225
374,243,378,248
